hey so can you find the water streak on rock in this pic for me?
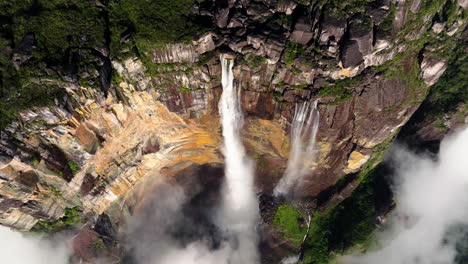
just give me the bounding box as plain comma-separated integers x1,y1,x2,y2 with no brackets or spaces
274,101,320,196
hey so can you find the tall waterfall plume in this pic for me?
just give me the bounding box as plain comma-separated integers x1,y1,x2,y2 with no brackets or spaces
218,56,260,263
274,101,320,196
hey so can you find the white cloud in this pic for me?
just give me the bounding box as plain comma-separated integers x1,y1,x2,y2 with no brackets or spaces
0,225,69,264
339,127,468,264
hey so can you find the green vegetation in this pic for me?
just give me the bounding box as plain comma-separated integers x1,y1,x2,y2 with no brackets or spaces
273,204,307,246
272,169,381,263
379,3,397,31
291,83,308,90
35,206,81,232
293,0,311,5
325,0,370,18
142,61,196,77
0,63,64,128
109,0,207,57
239,55,266,68
0,0,106,62
0,0,210,129
67,159,80,175
0,0,105,128
302,169,377,263
284,42,305,66
49,185,62,197
299,134,395,263
30,154,41,166
441,0,461,26
319,76,360,104
425,42,467,116
180,87,191,94
92,238,106,252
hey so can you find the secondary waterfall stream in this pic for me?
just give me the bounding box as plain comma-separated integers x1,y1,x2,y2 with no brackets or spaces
218,56,260,263
274,101,320,196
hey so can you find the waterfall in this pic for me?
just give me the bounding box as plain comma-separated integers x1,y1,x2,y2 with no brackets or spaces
274,101,320,196
218,56,259,263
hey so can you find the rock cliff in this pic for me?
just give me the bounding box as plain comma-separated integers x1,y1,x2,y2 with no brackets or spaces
0,0,466,263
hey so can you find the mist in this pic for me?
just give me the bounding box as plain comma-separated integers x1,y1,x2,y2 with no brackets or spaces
339,127,468,264
124,183,231,264
0,225,69,264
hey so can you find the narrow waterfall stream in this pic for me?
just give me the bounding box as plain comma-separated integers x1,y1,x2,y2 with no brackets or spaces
218,56,260,264
274,101,320,196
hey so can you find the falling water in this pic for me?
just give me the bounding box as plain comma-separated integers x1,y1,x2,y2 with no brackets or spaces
274,101,320,196
218,56,259,263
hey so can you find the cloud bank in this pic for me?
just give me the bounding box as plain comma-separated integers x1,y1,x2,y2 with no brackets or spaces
339,127,468,264
0,225,69,264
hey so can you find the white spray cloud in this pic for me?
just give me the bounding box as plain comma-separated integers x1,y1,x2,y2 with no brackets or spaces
125,183,232,264
339,127,468,264
0,225,69,264
281,254,300,264
274,101,320,196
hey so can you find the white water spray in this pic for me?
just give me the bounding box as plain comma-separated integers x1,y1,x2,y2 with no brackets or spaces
218,56,260,263
274,101,320,196
339,127,468,264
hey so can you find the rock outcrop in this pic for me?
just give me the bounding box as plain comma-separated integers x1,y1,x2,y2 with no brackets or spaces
0,0,466,263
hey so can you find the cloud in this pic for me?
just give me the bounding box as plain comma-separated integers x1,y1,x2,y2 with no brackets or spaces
123,183,233,264
0,225,70,264
339,127,468,264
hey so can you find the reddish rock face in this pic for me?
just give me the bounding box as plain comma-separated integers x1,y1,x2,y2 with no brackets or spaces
72,227,119,264
73,228,100,262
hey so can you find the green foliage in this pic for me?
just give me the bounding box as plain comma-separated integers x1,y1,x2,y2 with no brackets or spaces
49,185,62,197
0,0,210,128
35,206,81,232
0,0,106,62
0,0,106,128
379,3,397,31
293,0,311,6
108,0,206,56
30,155,40,166
272,13,293,27
92,238,106,252
180,87,191,94
239,55,266,68
424,41,467,116
67,159,80,175
273,204,307,246
441,0,461,25
319,77,360,104
291,83,308,90
0,64,64,128
284,42,305,66
303,172,376,263
196,51,215,67
30,1,106,62
326,0,371,18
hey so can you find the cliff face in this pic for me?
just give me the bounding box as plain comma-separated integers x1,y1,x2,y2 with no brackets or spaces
0,0,466,262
